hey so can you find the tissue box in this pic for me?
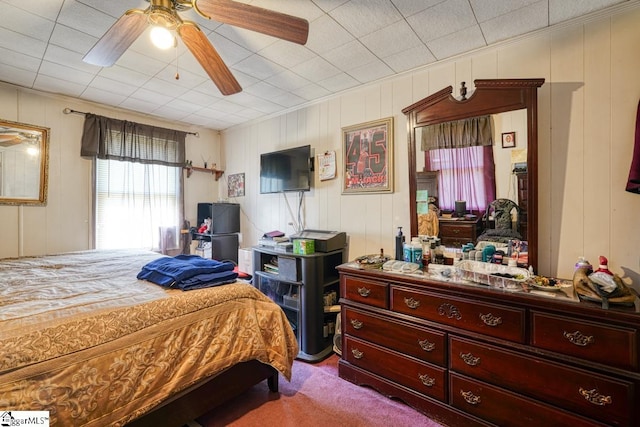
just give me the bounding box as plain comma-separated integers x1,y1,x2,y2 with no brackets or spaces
293,239,315,255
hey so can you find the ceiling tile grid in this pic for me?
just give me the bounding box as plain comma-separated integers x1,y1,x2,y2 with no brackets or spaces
0,0,631,130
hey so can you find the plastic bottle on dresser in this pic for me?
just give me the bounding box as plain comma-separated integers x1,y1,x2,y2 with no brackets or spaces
410,237,423,264
403,241,412,262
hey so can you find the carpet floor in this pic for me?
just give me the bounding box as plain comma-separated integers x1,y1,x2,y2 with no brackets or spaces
193,354,445,427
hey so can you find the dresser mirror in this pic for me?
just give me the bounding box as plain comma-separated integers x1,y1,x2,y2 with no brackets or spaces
402,78,544,270
0,119,49,205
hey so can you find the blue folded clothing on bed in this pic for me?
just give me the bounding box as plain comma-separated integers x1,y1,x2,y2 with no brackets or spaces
137,254,238,290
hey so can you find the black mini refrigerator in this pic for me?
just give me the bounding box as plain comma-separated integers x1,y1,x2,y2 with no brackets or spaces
195,202,240,263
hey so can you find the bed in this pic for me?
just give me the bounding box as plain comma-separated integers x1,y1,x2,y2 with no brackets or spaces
0,249,298,427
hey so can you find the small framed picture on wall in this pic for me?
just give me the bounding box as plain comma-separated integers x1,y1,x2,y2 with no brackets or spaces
501,132,516,148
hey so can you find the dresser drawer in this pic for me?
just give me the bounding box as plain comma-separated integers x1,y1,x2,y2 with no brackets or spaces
450,336,633,426
344,336,447,402
450,373,607,427
342,275,388,308
531,311,638,371
344,307,446,366
391,287,525,342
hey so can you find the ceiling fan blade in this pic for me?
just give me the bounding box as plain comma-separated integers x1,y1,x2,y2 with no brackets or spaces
195,0,309,45
83,9,148,67
178,22,241,96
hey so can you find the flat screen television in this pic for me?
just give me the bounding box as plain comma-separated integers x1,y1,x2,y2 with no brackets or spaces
260,145,312,193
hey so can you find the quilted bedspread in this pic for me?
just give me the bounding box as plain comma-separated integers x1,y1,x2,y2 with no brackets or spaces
0,249,298,426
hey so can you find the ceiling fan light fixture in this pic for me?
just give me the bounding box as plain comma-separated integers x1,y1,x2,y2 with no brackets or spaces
150,26,175,49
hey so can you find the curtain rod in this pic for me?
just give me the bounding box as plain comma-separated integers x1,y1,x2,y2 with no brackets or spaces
62,108,199,137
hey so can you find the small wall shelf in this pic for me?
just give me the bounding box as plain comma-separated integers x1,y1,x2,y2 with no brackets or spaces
184,166,224,181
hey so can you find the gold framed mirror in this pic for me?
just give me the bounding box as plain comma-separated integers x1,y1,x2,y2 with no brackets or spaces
403,78,544,270
0,119,49,206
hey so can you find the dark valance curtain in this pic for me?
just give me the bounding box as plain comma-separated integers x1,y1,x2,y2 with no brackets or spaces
81,114,186,166
420,115,493,151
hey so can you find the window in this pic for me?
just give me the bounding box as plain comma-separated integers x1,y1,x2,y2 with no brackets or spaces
81,113,186,250
96,159,180,250
425,145,496,212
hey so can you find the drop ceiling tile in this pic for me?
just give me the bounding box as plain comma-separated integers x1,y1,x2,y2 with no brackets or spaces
38,60,96,86
98,65,150,87
89,75,138,97
80,86,128,106
164,98,203,114
243,81,287,99
177,90,221,108
0,63,37,87
3,0,65,21
0,46,41,72
75,0,145,18
156,66,207,90
391,0,443,17
252,0,326,21
214,25,277,53
205,100,246,115
469,0,542,22
266,70,313,92
318,72,360,92
207,33,253,66
384,44,436,73
116,50,168,77
291,56,341,81
330,0,404,38
270,92,307,108
408,0,477,43
43,45,98,74
304,13,355,55
427,25,486,60
348,58,394,83
312,0,350,13
142,78,189,98
258,42,317,69
0,2,56,41
33,73,86,96
150,105,192,121
549,0,626,24
360,20,423,59
481,1,549,45
0,27,47,58
233,55,286,81
120,97,161,114
324,40,377,72
291,82,332,101
129,87,173,106
49,23,99,55
230,92,281,114
56,1,117,38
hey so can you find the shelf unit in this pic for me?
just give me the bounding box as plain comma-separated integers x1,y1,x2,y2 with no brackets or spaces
184,166,224,181
253,245,347,362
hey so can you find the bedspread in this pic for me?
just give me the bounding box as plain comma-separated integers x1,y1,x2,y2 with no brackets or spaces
0,249,298,426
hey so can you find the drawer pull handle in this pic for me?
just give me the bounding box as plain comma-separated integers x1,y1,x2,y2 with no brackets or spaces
579,388,612,406
351,348,364,359
418,373,436,387
438,303,462,320
564,330,594,347
460,352,480,366
350,319,364,330
479,312,502,327
404,297,421,309
452,229,460,234
418,338,436,352
460,390,481,405
357,287,371,297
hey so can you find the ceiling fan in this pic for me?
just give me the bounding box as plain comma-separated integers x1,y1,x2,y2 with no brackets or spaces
82,0,309,96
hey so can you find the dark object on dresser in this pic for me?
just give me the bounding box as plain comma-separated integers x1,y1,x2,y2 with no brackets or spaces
338,264,640,427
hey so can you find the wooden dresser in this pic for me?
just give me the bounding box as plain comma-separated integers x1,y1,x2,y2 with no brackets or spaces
438,217,482,247
338,265,640,426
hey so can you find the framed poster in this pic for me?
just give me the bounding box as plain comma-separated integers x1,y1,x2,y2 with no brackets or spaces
227,172,245,197
342,117,393,194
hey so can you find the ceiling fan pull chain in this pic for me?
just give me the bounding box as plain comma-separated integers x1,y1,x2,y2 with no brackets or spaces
175,41,180,80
